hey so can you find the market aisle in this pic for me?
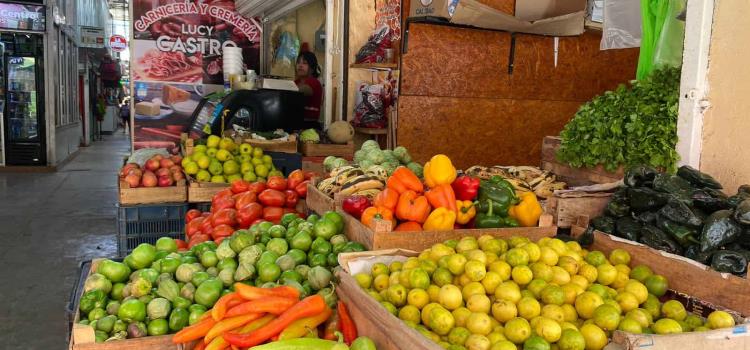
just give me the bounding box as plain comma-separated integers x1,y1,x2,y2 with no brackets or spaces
0,133,130,349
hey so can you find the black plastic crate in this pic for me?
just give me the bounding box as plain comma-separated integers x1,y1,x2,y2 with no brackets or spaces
191,202,211,212
117,203,188,256
268,151,302,176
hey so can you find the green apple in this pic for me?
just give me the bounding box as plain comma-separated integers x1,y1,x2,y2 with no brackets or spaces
227,174,242,183
219,137,236,151
184,162,199,175
251,158,263,166
239,144,253,155
223,160,240,175
240,162,254,174
194,144,208,154
211,175,226,183
216,149,232,162
196,170,211,182
242,172,257,182
196,154,211,169
262,155,273,165
209,160,223,175
238,154,251,163
206,147,218,158
206,135,221,148
252,147,264,158
255,164,269,178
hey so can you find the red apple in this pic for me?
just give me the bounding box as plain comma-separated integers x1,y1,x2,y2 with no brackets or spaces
152,154,164,161
120,163,140,178
158,175,174,187
142,172,158,187
124,173,141,188
171,170,185,181
160,159,175,169
170,155,183,164
127,168,143,178
169,165,182,173
145,158,160,171
156,168,171,177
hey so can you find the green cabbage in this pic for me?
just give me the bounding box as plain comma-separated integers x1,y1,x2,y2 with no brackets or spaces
300,129,321,143
407,162,424,178
361,140,380,151
366,149,385,164
393,146,412,164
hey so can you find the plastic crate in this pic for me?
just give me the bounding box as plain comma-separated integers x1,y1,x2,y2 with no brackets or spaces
268,151,302,176
117,203,188,256
191,202,211,212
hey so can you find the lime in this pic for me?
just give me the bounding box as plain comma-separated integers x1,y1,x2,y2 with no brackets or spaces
465,260,487,282
467,294,491,314
452,307,472,327
557,329,586,350
421,303,441,325
653,318,682,334
531,262,554,282
467,312,493,335
448,326,471,346
527,279,548,298
685,314,704,329
386,284,408,307
407,288,430,309
481,271,502,294
410,268,431,290
427,285,441,303
618,317,642,334
380,301,398,316
520,243,542,263
373,274,389,291
456,237,479,253
624,280,649,304
661,300,687,321
354,273,372,289
504,317,532,344
506,248,530,267
615,292,639,313
575,292,604,320
439,285,464,310
371,263,389,277
580,324,607,350
608,249,630,265
398,305,421,323
595,264,617,286
428,306,455,335
592,304,620,331
642,294,662,319
523,335,550,350
541,285,565,306
629,265,654,282
626,308,653,328
707,310,735,329
489,260,512,281
578,264,599,283
643,275,668,297
584,251,607,267
492,299,518,322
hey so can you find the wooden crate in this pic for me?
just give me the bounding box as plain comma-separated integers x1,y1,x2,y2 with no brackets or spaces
118,177,187,205
572,217,750,316
243,134,298,154
69,259,181,350
300,141,355,158
305,178,339,215
187,180,229,203
301,159,326,176
541,136,624,186
546,190,612,228
340,209,557,251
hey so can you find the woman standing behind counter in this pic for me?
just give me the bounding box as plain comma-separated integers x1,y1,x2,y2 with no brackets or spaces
294,51,323,129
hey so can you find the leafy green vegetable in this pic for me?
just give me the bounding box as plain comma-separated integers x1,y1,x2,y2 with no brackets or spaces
557,67,681,172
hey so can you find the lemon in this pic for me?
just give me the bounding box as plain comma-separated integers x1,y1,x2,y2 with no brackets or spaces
458,273,473,287
578,264,598,283
206,135,221,148
380,301,398,316
418,250,431,261
504,317,532,344
481,271,502,294
539,246,560,267
506,248,530,267
481,237,508,255
584,251,607,267
595,264,617,286
421,303,441,325
625,308,653,328
354,273,372,289
614,264,631,277
407,288,430,309
410,268,431,289
562,283,584,305
603,299,622,315
487,331,506,345
531,262,554,282
466,260,488,282
685,314,704,329
707,310,735,329
389,271,401,287
509,236,531,248
661,300,687,321
592,304,621,331
520,243,542,263
465,334,491,350
653,318,683,334
558,256,580,276
467,294,491,314
439,285,464,310
523,335,550,350
495,281,522,303
466,312,494,336
372,263,390,277
420,260,437,275
561,304,579,323
541,285,566,306
455,237,478,252
386,284,408,307
575,292,604,320
399,305,422,323
580,324,607,350
615,292,639,313
570,275,589,290
534,317,562,343
466,250,488,265
448,326,472,346
617,317,642,334
427,285,442,303
642,294,661,319
629,265,653,282
428,306,456,335
447,253,468,275
610,272,630,289
512,266,534,285
694,326,711,332
367,290,383,302
463,282,486,301
492,299,518,322
566,241,583,252
489,260,512,281
541,304,565,323
399,269,413,288
517,297,541,320
527,279,548,298
586,284,609,300
546,239,568,255
390,261,403,272
453,307,472,327
430,243,455,261
557,329,586,350
551,266,572,286
623,280,648,304
434,268,455,287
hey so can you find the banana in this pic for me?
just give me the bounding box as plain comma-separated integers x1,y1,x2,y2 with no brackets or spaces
339,175,385,196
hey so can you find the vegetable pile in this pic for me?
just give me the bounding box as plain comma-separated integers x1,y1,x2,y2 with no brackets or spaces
464,165,566,200
557,66,681,172
353,235,738,350
120,154,185,188
341,155,544,231
78,210,366,343
182,135,280,184
323,140,423,177
184,170,312,247
590,165,750,276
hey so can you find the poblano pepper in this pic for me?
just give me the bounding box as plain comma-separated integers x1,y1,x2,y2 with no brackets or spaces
476,176,517,217
710,250,747,275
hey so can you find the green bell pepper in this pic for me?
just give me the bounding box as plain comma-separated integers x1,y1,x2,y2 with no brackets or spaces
475,200,513,228
476,177,517,216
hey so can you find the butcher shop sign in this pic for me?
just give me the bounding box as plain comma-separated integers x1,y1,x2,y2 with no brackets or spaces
129,0,261,151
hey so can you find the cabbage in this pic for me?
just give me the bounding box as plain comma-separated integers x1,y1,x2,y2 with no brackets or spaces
84,273,113,294
216,240,236,260
407,162,424,178
146,298,171,319
156,279,180,301
300,129,321,143
361,140,380,152
366,149,385,164
358,160,374,170
330,158,349,170
323,156,338,169
382,161,400,176
393,146,411,164
353,150,366,164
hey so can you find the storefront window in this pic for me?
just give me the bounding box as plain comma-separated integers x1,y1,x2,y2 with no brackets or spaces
55,31,78,126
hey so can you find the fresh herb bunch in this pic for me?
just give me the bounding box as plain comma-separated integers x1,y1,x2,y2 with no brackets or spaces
557,66,681,172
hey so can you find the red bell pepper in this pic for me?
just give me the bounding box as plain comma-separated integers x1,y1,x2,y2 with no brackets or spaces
237,203,263,229
186,209,202,224
230,179,251,194
200,214,214,231
287,170,305,190
267,176,288,191
284,190,299,209
185,217,204,237
212,189,233,203
234,191,257,210
258,189,286,207
247,182,267,194
188,234,210,248
263,207,284,223
304,171,316,180
212,208,238,227
211,224,234,240
211,197,235,213
342,195,372,219
451,175,480,201
294,180,309,198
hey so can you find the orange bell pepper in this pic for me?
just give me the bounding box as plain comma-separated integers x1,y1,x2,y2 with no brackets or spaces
395,190,431,223
387,167,424,194
425,184,458,212
395,221,422,231
361,206,396,229
374,188,399,211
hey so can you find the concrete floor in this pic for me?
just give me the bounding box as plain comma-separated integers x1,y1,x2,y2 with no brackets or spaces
0,132,130,349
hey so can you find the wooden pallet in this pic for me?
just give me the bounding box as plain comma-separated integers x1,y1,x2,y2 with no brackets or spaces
541,136,624,186
118,177,187,205
300,141,355,158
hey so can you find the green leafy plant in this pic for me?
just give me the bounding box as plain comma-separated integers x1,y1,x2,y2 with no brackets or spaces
557,66,681,172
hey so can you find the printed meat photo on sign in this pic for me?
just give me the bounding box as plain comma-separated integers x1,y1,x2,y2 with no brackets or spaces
133,41,203,83
132,82,204,152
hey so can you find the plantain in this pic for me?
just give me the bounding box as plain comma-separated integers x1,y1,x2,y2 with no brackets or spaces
352,188,381,201
333,167,365,187
339,175,385,196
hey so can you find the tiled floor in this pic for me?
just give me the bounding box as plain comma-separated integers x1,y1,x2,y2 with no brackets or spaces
0,132,130,349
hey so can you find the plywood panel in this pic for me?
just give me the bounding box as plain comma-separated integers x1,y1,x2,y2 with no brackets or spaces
510,32,639,101
347,0,377,120
401,23,512,98
397,95,581,169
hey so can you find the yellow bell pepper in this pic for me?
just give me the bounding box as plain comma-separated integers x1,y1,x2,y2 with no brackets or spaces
424,154,457,188
456,200,476,225
422,207,457,231
508,192,543,227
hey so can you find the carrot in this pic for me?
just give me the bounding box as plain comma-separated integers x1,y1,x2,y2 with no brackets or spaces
337,301,357,345
172,317,217,344
234,283,300,300
212,292,242,321
237,314,276,334
205,336,229,350
225,296,298,318
222,295,327,348
205,313,263,343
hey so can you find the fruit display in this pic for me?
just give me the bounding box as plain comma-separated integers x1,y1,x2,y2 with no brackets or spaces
181,135,282,184
120,154,185,188
590,165,750,276
184,171,313,247
339,155,544,231
323,140,423,177
464,166,567,200
352,235,739,350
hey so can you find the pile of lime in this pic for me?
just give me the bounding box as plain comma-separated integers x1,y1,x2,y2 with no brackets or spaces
353,236,737,350
181,135,281,183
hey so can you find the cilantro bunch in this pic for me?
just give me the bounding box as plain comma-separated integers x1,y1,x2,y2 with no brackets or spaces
557,66,681,172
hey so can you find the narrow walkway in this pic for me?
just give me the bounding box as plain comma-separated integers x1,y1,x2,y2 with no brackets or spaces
0,133,130,349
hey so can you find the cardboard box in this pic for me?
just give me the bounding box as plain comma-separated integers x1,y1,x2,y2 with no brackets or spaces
409,0,587,36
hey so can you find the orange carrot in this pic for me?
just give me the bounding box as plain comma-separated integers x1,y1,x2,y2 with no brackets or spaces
172,318,217,344
234,283,300,300
205,313,263,343
212,292,242,321
225,296,298,318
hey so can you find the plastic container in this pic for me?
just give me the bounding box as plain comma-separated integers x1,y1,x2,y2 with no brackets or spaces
116,203,188,256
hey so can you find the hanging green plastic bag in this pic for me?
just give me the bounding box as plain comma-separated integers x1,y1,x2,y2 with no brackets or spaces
637,0,686,79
